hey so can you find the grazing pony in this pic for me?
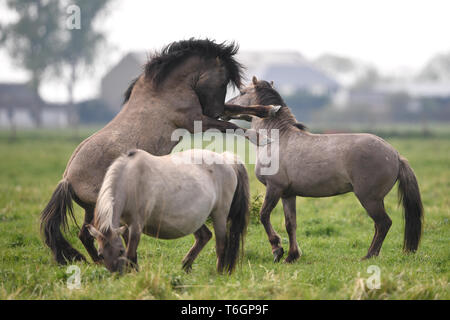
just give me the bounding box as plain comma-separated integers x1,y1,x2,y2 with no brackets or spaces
40,39,276,264
227,76,424,262
87,149,249,274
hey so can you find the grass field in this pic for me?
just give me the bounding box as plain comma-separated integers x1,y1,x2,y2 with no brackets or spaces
0,128,448,300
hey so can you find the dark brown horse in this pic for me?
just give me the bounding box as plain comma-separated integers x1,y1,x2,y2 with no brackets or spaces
40,39,277,265
227,76,424,262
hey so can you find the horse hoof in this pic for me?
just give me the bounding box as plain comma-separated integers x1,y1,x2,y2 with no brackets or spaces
273,248,284,263
182,262,193,273
284,252,301,263
269,105,282,117
183,266,192,274
361,255,376,261
124,261,139,272
59,250,86,264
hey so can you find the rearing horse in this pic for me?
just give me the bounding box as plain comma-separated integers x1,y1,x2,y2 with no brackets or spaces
40,39,277,264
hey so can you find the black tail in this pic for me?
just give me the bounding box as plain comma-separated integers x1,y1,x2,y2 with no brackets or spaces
220,162,250,274
40,179,85,264
398,156,424,252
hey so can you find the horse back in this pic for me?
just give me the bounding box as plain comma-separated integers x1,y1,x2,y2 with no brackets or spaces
257,132,399,197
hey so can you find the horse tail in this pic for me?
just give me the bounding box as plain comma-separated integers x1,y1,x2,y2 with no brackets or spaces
397,156,424,252
40,179,85,264
221,157,250,274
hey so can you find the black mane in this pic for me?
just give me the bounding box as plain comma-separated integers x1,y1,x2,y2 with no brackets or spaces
123,77,139,105
254,80,307,131
254,81,286,106
145,38,243,89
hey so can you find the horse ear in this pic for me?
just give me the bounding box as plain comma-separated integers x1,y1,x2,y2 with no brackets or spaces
112,225,128,238
87,224,104,239
270,80,274,87
216,56,222,66
252,76,258,85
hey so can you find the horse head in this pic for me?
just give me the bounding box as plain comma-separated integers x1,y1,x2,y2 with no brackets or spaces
87,224,127,273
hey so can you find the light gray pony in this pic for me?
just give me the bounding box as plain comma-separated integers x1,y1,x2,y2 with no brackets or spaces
86,149,249,274
227,77,424,263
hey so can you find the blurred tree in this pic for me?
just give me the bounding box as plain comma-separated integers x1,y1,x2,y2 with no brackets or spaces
60,0,114,132
76,98,116,124
284,90,330,122
0,0,63,126
352,67,381,89
0,0,114,131
418,52,450,82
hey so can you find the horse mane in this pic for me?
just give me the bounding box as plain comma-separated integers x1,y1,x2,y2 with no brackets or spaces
144,38,243,89
254,80,307,132
94,154,129,234
123,77,139,105
254,81,287,107
294,122,307,131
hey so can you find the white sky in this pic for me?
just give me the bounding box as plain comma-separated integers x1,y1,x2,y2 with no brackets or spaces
1,0,450,102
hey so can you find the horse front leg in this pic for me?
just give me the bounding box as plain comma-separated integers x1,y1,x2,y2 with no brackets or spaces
357,197,392,260
124,225,142,272
199,115,271,146
222,104,281,119
260,185,283,262
281,197,301,263
224,114,254,122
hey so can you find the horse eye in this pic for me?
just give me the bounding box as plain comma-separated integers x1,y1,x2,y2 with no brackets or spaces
98,253,104,260
119,249,125,255
240,91,245,95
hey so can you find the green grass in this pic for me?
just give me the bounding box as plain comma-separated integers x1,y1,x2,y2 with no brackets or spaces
0,128,449,299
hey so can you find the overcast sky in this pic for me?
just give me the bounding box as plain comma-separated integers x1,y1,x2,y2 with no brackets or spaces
1,0,450,102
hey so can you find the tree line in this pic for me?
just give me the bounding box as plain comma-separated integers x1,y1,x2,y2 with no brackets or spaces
0,0,114,128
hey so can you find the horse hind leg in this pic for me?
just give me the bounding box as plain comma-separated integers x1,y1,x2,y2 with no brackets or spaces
211,213,227,273
182,225,212,273
281,197,301,263
357,197,392,259
260,185,284,262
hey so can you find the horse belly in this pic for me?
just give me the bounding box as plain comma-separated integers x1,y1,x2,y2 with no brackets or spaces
288,165,353,197
143,191,215,239
292,179,353,197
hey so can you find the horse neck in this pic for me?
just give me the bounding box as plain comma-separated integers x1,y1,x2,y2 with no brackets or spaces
110,78,197,155
94,155,128,233
252,106,298,135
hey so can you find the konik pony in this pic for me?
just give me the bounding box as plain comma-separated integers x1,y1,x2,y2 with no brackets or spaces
87,149,249,274
227,77,424,262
